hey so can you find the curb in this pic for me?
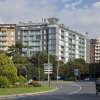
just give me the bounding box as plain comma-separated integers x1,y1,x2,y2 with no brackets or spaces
0,87,58,98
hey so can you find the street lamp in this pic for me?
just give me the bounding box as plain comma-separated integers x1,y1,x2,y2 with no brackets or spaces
24,66,27,79
38,56,40,82
57,57,59,82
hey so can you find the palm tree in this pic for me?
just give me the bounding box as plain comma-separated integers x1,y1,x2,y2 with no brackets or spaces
7,40,31,57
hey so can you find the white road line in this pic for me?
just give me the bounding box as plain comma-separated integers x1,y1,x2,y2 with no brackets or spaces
68,84,82,95
61,86,62,88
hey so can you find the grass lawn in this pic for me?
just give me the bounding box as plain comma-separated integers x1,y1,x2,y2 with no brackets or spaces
0,84,56,95
44,80,73,82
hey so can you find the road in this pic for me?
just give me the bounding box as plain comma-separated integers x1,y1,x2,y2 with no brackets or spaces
0,81,100,100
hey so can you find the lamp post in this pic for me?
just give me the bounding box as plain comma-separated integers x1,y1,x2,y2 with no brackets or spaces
38,56,40,82
24,66,27,79
48,53,50,82
57,59,59,82
94,62,95,80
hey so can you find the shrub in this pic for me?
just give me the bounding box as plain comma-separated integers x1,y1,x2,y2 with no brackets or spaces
0,76,10,88
29,81,41,87
0,53,18,85
65,77,75,81
18,76,27,83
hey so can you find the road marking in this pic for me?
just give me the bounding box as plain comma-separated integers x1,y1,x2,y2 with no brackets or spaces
68,84,82,95
61,86,62,88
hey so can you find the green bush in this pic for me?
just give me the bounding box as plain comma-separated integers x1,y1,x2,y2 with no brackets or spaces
18,76,27,83
65,77,75,81
0,76,10,88
0,53,18,85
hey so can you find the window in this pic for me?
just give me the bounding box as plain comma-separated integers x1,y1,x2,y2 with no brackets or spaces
11,32,14,35
18,31,20,35
36,35,41,40
48,46,51,50
12,37,14,40
48,35,51,39
49,28,56,33
18,36,20,40
44,35,46,39
44,46,46,50
48,40,52,44
44,41,46,45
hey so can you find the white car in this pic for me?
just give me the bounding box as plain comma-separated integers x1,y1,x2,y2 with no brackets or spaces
84,77,90,81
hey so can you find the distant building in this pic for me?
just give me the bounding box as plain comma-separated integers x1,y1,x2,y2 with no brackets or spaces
90,39,96,63
15,18,90,63
0,24,16,51
90,38,100,63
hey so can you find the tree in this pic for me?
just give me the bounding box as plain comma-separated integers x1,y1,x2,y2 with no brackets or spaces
0,50,5,54
7,40,31,57
30,51,58,80
67,59,89,78
0,53,18,84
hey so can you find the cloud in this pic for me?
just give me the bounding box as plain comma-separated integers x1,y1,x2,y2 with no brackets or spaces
0,0,57,23
57,6,100,38
0,0,100,39
64,0,82,9
61,0,69,3
71,0,82,9
92,2,100,8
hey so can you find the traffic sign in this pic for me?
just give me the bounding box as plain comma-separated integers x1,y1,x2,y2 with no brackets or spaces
44,66,52,70
74,69,78,76
44,63,53,75
44,72,52,74
44,63,52,66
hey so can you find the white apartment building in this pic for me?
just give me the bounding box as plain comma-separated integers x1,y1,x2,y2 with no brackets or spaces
15,18,90,63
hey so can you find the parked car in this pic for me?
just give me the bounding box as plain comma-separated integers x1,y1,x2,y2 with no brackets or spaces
95,78,100,95
84,77,90,81
54,76,61,80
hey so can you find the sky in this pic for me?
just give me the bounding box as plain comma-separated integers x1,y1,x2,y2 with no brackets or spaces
0,0,100,39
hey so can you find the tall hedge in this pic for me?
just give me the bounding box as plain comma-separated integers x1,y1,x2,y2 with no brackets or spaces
0,53,18,84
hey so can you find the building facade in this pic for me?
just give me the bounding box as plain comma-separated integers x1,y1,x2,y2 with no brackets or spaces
90,39,100,63
0,24,16,51
90,39,96,63
15,18,90,63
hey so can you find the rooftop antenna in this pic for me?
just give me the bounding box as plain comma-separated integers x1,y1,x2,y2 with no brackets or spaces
42,16,45,23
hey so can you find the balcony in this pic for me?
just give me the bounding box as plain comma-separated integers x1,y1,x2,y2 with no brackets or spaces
0,38,7,41
0,43,8,46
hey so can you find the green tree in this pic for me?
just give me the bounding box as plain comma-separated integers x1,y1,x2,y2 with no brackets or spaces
67,59,89,77
0,50,5,54
30,51,58,80
0,53,18,84
7,40,31,57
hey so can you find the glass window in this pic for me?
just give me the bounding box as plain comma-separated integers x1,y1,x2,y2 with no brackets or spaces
18,31,20,35
48,46,51,50
12,37,14,40
11,32,14,35
48,40,52,44
44,35,46,39
49,28,56,33
18,36,20,40
48,35,51,39
36,35,41,40
49,29,51,33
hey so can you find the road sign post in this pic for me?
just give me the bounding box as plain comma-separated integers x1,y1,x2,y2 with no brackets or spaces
44,63,53,86
74,69,78,80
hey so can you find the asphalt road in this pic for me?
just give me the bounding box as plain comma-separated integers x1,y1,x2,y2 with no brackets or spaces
0,81,100,100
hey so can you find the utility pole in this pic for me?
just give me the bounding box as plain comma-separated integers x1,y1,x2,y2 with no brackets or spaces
38,56,40,82
57,58,59,82
48,53,50,82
